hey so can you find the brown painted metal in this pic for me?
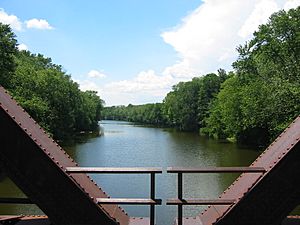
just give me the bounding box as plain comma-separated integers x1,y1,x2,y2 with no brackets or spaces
0,215,24,221
167,199,235,205
167,167,266,173
97,198,162,205
68,166,162,225
198,115,300,225
0,86,130,225
66,167,162,173
0,215,51,225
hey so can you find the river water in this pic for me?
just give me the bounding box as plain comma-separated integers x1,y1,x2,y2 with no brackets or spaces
0,120,261,225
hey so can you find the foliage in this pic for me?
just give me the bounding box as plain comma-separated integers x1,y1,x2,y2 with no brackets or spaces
102,103,167,126
104,72,227,131
0,23,17,88
0,38,104,140
1,7,299,147
205,7,300,146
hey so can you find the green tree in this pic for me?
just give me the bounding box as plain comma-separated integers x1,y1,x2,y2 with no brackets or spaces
205,7,300,146
0,23,17,88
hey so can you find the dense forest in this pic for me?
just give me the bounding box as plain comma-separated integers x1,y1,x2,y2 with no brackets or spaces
103,7,300,147
0,24,104,140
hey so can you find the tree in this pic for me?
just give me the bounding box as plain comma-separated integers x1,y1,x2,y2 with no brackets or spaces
0,23,17,88
205,7,300,146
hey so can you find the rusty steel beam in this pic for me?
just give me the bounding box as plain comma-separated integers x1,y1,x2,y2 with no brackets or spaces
66,167,162,174
198,115,300,225
167,199,235,205
167,167,266,173
97,198,162,205
0,86,131,225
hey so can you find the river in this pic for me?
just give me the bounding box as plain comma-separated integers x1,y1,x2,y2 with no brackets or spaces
0,120,261,225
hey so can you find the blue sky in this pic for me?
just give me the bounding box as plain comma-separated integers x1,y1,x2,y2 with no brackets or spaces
1,0,299,105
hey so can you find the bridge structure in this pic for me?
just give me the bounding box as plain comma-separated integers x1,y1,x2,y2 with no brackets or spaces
0,85,300,225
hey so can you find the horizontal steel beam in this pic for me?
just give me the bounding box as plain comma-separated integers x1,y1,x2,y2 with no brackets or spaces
167,198,235,205
66,167,163,174
96,198,162,205
167,167,266,173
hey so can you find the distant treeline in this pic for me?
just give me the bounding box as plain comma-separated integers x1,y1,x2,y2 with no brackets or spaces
0,24,104,140
103,7,300,147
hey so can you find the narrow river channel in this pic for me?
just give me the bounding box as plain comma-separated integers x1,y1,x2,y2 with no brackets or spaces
0,120,261,225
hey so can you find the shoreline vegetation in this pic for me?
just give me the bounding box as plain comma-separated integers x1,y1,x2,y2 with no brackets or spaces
102,7,300,148
0,25,104,141
0,7,299,147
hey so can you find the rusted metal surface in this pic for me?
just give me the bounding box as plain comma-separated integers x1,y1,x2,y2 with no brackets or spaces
0,215,23,221
68,166,162,225
0,215,51,225
0,86,130,224
198,115,300,225
66,167,162,174
167,199,235,205
167,167,266,173
97,198,162,205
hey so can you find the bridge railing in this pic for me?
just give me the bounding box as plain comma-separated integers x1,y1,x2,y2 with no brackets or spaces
65,167,162,225
166,167,266,225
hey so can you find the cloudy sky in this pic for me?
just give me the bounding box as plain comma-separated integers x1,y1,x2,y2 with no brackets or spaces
1,0,299,106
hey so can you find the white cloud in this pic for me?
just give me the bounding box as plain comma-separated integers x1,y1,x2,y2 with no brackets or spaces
0,9,22,31
161,0,254,77
100,70,178,105
76,0,300,106
238,0,279,38
87,70,107,78
25,18,53,30
284,0,300,10
75,79,102,92
18,43,28,51
105,70,174,93
160,0,299,79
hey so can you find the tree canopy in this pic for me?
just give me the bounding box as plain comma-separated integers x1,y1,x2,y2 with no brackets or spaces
0,23,104,140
